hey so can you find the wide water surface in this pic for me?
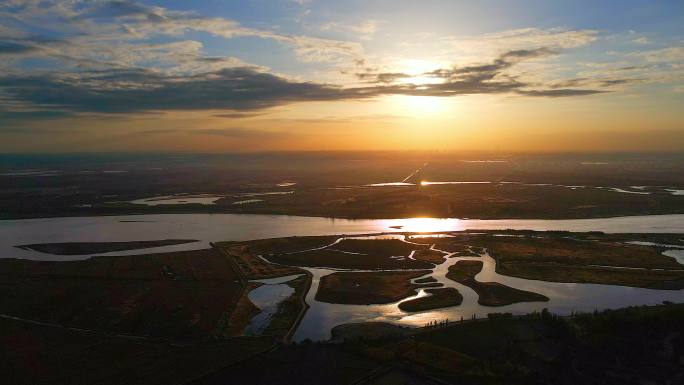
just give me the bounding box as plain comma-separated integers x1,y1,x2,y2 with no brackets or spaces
3,213,684,260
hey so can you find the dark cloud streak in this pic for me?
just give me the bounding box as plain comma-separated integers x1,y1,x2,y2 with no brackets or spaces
516,89,607,97
0,48,613,117
0,40,38,54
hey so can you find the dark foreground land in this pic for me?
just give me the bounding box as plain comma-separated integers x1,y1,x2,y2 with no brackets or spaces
2,152,684,220
1,230,684,384
0,317,275,385
195,304,684,385
0,245,309,341
2,300,683,385
3,299,683,385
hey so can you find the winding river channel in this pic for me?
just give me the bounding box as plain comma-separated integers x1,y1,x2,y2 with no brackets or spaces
2,213,684,340
290,235,684,341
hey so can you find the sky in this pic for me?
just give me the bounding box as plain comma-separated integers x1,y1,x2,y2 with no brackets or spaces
0,0,682,153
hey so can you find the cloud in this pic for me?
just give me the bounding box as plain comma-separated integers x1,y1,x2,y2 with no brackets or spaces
0,0,364,69
0,2,626,119
631,37,651,45
131,126,291,139
357,48,558,94
0,67,360,113
265,114,409,124
214,112,268,119
444,28,599,53
285,35,362,63
77,0,169,22
0,40,37,54
74,1,364,64
630,46,684,63
548,76,639,89
132,128,180,136
516,89,606,97
428,48,555,79
0,48,612,117
0,109,73,124
320,19,384,40
356,72,411,83
191,127,291,138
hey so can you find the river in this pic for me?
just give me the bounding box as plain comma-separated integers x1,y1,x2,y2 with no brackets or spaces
2,213,684,261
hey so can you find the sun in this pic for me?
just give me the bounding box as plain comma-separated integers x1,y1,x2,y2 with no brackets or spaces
380,59,455,116
396,59,445,86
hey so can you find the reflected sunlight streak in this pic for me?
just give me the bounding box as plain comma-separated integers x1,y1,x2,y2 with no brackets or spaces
381,217,465,233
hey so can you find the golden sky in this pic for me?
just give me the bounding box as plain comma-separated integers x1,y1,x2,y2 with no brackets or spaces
1,1,682,152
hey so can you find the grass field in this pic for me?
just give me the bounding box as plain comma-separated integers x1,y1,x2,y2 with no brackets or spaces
484,235,684,289
260,238,435,270
0,248,245,339
238,236,338,255
217,242,305,279
316,270,434,304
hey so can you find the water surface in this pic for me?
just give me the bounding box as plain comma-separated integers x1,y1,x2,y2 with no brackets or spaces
3,214,684,260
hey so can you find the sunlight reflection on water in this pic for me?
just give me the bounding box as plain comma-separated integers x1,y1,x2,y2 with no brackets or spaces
379,218,466,233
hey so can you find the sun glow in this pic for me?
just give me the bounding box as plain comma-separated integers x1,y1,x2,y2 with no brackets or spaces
391,94,453,117
396,59,445,86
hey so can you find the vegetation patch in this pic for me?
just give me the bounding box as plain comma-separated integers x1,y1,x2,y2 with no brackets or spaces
0,248,246,339
398,288,463,312
316,270,432,304
486,236,684,288
334,239,428,256
487,236,682,269
237,236,338,255
500,262,684,289
414,276,437,284
219,243,305,279
412,249,447,264
15,239,198,255
410,235,485,255
267,247,433,270
330,322,415,342
447,260,549,306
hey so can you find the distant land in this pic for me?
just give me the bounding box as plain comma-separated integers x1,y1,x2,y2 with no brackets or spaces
1,152,683,220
